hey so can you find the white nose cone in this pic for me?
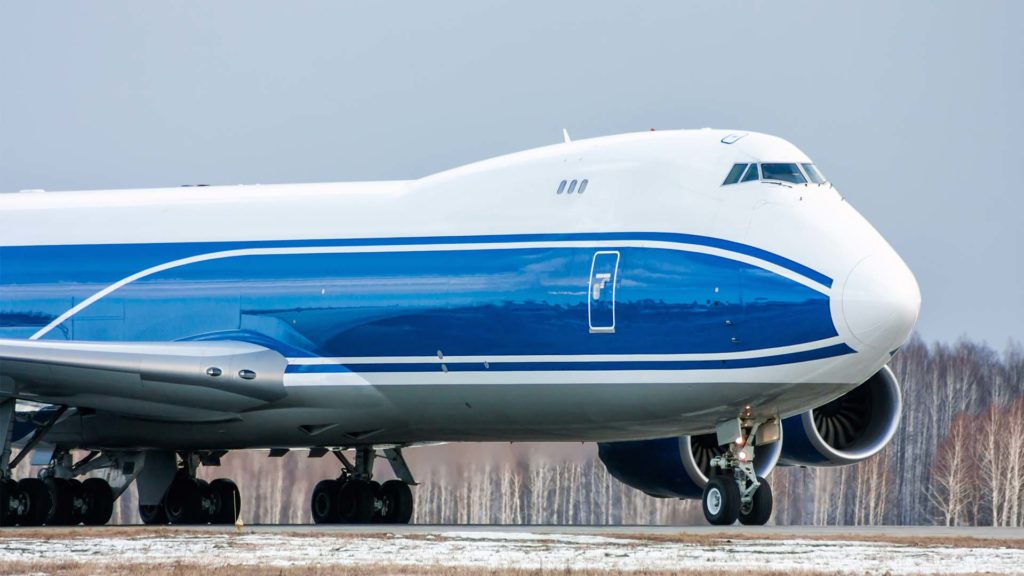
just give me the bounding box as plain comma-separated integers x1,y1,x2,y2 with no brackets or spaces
842,254,921,351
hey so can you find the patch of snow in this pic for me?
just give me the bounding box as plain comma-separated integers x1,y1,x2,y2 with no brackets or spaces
0,531,1020,574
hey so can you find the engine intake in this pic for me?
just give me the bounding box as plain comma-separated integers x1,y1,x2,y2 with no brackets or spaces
598,431,781,500
778,365,902,467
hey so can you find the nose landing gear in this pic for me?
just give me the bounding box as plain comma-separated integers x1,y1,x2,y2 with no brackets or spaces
701,418,777,526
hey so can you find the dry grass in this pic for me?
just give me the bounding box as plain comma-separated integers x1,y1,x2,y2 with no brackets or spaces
5,525,1022,550
0,560,871,576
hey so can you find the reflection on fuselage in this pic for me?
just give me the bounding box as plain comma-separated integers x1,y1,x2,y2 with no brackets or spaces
0,240,835,358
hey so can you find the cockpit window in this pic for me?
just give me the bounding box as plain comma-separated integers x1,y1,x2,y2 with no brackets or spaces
722,164,747,185
801,163,827,184
761,163,806,184
740,163,759,182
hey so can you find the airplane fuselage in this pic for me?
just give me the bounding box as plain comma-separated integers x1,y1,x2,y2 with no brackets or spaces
0,129,920,449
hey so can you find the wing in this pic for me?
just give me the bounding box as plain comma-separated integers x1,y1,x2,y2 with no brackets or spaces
0,339,288,422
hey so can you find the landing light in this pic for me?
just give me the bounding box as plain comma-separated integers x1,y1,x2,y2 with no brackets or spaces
735,436,745,446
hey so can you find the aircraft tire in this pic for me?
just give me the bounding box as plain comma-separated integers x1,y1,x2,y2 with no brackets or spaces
702,476,740,526
17,478,52,526
368,481,384,523
139,504,167,525
0,479,18,526
209,478,241,524
46,478,76,526
337,479,375,524
66,479,86,525
738,477,773,526
164,474,203,525
81,478,115,526
311,479,340,524
381,480,413,524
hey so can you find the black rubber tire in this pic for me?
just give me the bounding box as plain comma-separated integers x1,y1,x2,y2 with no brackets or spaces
17,478,52,526
81,478,115,526
139,504,167,525
0,479,17,526
738,476,773,526
337,479,375,524
164,475,203,525
66,479,85,525
311,479,339,524
368,481,384,523
209,478,241,524
381,480,413,524
46,478,76,526
702,476,740,526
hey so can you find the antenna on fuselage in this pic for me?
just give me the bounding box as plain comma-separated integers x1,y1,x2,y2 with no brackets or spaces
562,128,572,144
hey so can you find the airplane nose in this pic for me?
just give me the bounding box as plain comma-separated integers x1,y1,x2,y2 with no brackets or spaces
841,253,921,351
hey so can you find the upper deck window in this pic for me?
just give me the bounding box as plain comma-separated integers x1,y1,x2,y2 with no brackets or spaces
722,164,747,185
760,163,806,185
801,163,827,184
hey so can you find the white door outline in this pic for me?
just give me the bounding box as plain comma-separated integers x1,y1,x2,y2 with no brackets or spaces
588,251,620,333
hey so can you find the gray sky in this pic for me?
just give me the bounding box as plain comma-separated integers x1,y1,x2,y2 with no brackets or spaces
1,2,1020,347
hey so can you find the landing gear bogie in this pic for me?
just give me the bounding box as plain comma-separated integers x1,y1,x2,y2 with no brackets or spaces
309,447,416,525
153,472,243,525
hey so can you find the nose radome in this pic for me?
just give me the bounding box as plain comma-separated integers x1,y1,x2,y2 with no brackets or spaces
842,253,921,351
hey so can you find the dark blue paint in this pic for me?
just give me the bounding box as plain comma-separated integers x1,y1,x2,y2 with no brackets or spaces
0,235,837,362
777,414,831,465
285,344,854,372
597,438,704,499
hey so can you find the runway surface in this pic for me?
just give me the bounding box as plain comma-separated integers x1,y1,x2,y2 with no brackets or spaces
2,524,1023,575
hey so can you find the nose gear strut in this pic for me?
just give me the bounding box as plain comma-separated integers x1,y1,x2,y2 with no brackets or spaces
701,418,776,526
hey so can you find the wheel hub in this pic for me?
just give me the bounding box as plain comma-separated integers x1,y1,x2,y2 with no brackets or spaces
706,487,722,515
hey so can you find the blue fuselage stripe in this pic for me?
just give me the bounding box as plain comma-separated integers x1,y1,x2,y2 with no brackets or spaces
284,344,855,374
1,232,839,362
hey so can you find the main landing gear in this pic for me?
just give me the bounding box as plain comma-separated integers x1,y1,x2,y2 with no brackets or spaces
0,400,116,526
701,418,776,526
140,453,241,525
312,447,415,524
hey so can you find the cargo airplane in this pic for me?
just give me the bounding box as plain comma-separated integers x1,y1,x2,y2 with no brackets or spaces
0,129,919,526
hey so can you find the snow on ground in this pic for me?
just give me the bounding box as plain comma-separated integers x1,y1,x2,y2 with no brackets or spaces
0,529,1022,574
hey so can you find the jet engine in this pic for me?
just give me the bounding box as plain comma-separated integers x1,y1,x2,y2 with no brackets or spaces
778,366,902,467
597,432,782,500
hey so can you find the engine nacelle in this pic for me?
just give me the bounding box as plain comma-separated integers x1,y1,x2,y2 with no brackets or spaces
778,366,902,467
597,432,782,500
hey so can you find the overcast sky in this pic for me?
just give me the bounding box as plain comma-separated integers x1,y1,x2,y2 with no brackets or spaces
1,2,1020,347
